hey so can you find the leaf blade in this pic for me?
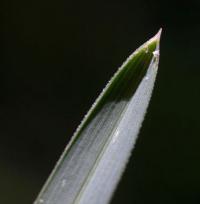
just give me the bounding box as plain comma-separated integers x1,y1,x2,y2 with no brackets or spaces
34,30,161,204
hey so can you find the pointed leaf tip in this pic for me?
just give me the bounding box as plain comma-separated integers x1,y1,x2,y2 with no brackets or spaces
155,28,162,49
146,29,162,49
156,28,162,40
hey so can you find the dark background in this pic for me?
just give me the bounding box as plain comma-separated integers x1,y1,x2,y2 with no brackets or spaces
1,0,200,203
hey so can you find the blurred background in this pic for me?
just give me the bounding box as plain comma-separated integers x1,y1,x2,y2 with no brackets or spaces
1,0,200,203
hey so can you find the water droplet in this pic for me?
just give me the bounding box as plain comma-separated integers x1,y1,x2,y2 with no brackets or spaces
39,199,44,203
153,50,159,57
61,179,66,187
112,130,120,144
144,76,149,81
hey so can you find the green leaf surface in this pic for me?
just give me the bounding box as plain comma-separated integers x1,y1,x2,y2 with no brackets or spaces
34,30,161,204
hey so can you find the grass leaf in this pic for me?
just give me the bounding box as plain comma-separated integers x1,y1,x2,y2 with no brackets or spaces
34,30,161,204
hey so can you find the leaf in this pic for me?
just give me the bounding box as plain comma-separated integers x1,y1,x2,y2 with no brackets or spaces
34,30,161,204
